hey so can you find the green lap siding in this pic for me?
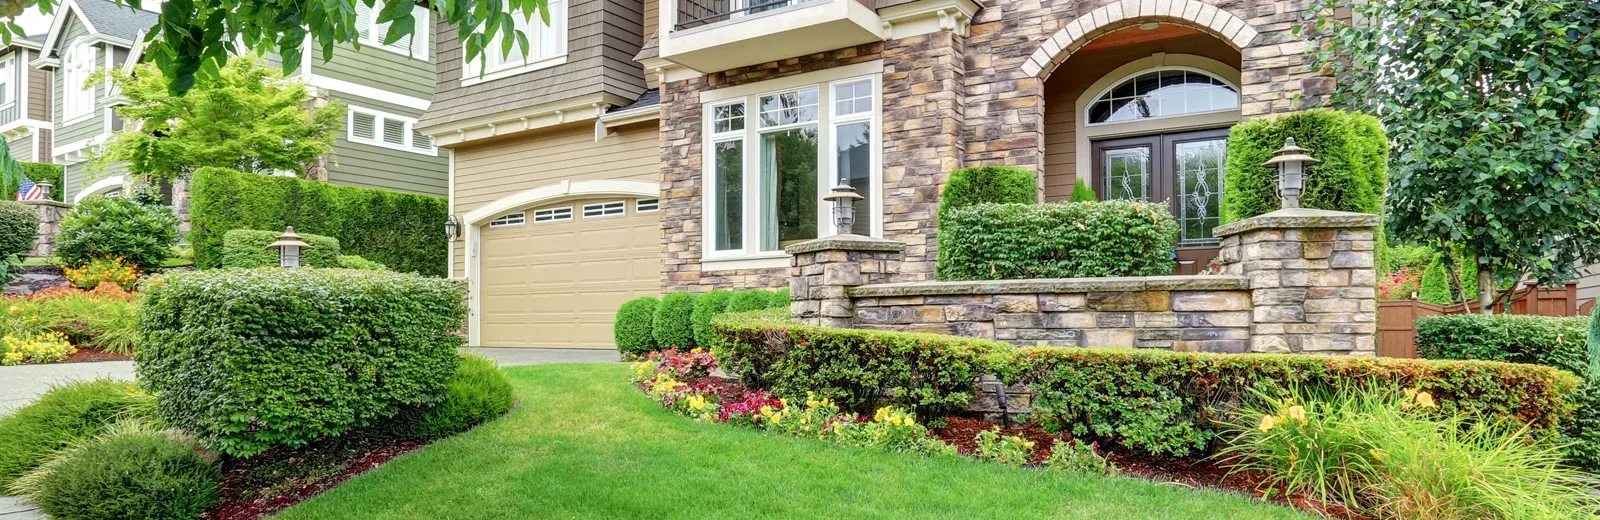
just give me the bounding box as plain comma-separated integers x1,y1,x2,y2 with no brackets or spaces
326,91,448,196
7,133,33,162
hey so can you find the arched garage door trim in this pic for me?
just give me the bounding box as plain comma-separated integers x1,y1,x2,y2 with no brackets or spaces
465,179,659,346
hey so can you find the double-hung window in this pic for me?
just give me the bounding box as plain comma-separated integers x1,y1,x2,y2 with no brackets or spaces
0,54,13,108
63,43,96,121
355,2,431,60
348,105,435,155
704,74,880,264
461,1,568,83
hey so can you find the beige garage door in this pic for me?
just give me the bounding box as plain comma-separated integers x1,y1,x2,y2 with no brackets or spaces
478,196,660,348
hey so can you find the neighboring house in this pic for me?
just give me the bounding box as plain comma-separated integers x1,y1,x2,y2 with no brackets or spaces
0,34,52,164
30,0,448,204
437,0,1333,348
1577,263,1599,312
422,0,662,348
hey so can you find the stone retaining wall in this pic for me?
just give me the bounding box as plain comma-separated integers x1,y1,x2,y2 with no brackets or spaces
21,199,71,258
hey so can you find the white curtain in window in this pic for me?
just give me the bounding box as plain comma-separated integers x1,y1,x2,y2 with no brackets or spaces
760,133,779,252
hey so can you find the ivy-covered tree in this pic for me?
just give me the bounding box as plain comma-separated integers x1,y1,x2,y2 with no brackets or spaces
1306,0,1600,313
90,57,343,181
1,0,549,94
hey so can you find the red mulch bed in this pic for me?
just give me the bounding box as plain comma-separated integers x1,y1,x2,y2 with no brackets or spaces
206,433,428,520
933,416,1370,520
61,348,132,363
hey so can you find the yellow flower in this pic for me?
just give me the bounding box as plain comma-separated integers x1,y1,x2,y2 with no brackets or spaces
687,395,707,411
1415,391,1436,410
1285,405,1307,423
1369,448,1387,462
1258,415,1278,433
759,405,774,416
7,305,18,315
874,407,889,422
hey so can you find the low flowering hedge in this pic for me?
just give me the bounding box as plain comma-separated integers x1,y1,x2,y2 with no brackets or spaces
712,311,1583,458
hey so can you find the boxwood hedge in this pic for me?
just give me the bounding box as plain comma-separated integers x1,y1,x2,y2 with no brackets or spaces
220,229,341,268
189,167,447,276
136,268,467,457
936,200,1177,281
614,296,659,356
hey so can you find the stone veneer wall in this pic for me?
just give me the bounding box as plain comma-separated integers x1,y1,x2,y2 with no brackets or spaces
21,199,72,258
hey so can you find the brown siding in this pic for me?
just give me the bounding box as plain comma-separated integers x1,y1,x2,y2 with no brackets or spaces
27,50,49,122
642,0,658,89
451,121,661,276
1041,34,1239,201
423,0,649,129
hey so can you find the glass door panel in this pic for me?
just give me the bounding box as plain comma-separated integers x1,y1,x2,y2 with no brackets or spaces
1174,137,1226,247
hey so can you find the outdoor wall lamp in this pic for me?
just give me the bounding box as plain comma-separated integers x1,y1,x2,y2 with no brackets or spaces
445,214,461,241
1264,137,1319,209
822,183,864,236
268,226,312,268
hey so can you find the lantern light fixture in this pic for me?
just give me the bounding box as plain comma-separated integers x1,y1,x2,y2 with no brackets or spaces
821,183,865,236
1263,137,1320,209
267,226,313,268
445,214,460,241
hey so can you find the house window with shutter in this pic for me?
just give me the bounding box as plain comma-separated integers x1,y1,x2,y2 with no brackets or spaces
347,105,435,155
355,3,431,61
460,1,568,85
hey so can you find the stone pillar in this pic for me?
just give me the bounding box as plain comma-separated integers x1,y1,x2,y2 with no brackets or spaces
785,235,906,327
21,199,73,258
880,30,965,281
1216,208,1380,355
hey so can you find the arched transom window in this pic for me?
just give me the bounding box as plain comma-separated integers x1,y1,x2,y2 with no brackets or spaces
1087,68,1239,125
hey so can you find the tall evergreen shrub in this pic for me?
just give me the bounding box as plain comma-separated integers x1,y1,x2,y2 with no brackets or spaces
1418,256,1453,304
1223,109,1388,222
1069,179,1096,202
937,166,1037,217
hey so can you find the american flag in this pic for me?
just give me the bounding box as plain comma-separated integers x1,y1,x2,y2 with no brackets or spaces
15,177,44,201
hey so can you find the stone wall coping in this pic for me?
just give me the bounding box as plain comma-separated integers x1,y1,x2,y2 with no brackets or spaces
849,275,1250,297
18,200,72,209
784,234,908,255
1213,208,1380,237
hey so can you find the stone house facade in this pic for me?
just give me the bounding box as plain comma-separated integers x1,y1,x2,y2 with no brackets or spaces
642,0,1332,293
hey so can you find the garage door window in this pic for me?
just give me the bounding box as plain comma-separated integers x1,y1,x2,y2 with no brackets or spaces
489,212,526,227
533,207,573,223
636,198,659,212
582,201,626,218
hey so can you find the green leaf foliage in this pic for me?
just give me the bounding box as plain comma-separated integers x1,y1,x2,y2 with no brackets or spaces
1307,0,1600,290
1417,256,1453,305
221,229,341,268
14,421,219,520
379,353,515,440
55,196,179,270
613,296,659,356
0,162,65,202
725,290,775,313
0,200,37,260
690,291,735,348
189,167,447,276
715,314,1581,458
936,201,1177,281
1417,314,1600,469
135,268,467,457
938,166,1037,218
336,255,387,270
1068,179,1097,203
0,379,154,489
653,292,699,350
1222,109,1387,222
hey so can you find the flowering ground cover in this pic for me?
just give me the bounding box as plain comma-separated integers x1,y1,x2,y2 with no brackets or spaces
275,363,1312,520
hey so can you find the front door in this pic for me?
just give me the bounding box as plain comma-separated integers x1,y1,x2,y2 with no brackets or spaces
1091,128,1228,275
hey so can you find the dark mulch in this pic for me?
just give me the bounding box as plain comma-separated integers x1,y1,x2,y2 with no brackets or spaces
934,416,1059,465
206,433,428,520
61,348,133,363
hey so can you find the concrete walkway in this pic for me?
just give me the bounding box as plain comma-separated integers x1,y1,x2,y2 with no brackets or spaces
0,347,617,519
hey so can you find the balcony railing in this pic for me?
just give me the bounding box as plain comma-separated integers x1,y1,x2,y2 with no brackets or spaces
675,0,818,31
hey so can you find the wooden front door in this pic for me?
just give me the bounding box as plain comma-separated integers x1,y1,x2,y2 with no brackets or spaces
1091,128,1229,275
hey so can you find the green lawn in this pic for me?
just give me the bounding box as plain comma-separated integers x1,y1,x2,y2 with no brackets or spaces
277,364,1312,520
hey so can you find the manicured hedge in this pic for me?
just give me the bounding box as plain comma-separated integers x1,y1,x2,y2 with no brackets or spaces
653,292,698,349
189,167,447,276
936,201,1177,281
0,200,37,260
1417,313,1599,469
136,268,467,457
220,228,341,268
1223,109,1388,222
1,162,65,202
713,313,1582,458
726,290,775,313
614,296,659,356
711,310,1004,418
937,165,1037,217
690,290,735,347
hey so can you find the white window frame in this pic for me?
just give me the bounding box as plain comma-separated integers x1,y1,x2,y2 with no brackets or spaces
1084,66,1240,128
62,42,96,124
0,53,14,110
346,105,437,156
533,206,573,223
356,3,432,61
582,200,626,219
701,71,883,267
636,198,659,213
488,212,526,227
460,1,568,86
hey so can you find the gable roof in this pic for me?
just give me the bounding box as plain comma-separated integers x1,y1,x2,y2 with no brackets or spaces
37,0,158,60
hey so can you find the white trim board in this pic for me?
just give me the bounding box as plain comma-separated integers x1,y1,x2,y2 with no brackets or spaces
307,74,431,111
75,175,127,203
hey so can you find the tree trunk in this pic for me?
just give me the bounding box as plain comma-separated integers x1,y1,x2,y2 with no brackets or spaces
1479,270,1494,315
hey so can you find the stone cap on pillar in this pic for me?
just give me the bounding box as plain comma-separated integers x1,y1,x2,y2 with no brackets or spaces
1213,207,1379,238
784,234,907,255
17,199,73,210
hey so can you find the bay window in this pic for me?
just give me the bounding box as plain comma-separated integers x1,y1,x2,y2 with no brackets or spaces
703,73,880,264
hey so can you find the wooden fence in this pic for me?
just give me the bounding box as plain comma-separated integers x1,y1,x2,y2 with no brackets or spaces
1376,282,1581,358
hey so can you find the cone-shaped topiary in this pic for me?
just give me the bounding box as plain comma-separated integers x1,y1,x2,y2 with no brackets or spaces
653,292,698,349
1069,179,1097,203
726,290,773,313
614,296,659,355
937,165,1037,218
690,290,735,347
1418,255,1453,305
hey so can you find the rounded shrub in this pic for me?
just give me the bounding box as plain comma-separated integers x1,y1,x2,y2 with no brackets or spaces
653,292,698,349
614,296,659,355
690,290,735,347
55,196,178,269
0,200,38,260
384,353,515,440
14,421,219,520
0,379,153,488
937,166,1037,217
726,290,773,313
221,229,341,268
